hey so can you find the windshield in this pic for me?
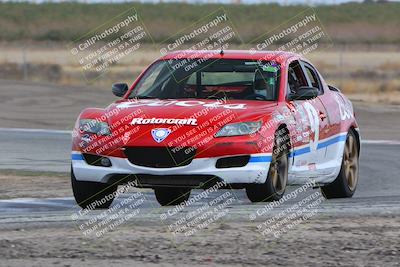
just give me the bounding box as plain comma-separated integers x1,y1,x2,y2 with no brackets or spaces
128,59,280,101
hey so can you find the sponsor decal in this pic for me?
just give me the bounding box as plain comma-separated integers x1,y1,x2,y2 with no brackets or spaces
131,117,197,126
334,94,354,121
117,100,247,110
308,163,317,171
302,131,310,142
151,128,172,143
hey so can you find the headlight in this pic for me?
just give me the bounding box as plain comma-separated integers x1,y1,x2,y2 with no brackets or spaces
215,121,262,137
79,119,111,136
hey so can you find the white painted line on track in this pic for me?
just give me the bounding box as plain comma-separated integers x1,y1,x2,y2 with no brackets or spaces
361,140,400,145
0,197,73,203
0,127,399,145
0,127,71,134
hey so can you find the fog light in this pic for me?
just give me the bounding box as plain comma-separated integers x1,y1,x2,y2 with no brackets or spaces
216,155,250,168
100,157,112,167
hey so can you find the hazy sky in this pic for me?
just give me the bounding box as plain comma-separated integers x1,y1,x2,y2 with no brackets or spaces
1,0,368,5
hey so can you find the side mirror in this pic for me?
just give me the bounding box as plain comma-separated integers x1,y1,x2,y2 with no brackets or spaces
112,83,129,97
288,86,319,100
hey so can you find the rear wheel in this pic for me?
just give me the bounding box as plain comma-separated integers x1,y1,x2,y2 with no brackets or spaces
246,129,289,202
321,130,359,199
154,187,191,206
71,167,117,209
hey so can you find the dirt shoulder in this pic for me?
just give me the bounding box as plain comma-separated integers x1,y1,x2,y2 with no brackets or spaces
0,170,71,199
0,215,399,266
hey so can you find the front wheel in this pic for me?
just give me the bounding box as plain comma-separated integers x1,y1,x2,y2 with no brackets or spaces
71,167,118,209
321,130,359,199
246,129,289,202
154,187,191,206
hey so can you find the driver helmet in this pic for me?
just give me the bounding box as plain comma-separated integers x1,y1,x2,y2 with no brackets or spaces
253,65,278,99
254,69,269,98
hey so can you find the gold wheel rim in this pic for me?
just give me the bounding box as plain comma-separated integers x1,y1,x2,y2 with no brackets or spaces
270,148,288,195
344,134,358,191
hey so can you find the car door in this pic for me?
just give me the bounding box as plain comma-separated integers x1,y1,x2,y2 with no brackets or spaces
286,60,329,176
300,61,331,170
307,63,351,171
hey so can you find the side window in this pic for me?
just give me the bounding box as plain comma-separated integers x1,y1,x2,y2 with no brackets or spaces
287,60,308,97
302,62,323,94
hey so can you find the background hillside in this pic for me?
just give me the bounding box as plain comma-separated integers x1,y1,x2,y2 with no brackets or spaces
0,2,399,44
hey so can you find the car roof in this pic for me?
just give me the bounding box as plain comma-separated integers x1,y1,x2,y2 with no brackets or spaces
160,50,302,64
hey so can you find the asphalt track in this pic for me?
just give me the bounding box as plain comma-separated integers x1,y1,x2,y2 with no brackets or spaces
0,128,399,222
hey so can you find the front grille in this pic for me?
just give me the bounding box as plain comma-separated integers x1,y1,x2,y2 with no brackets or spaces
124,147,196,168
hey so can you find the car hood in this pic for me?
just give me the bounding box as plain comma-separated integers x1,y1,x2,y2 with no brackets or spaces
105,98,278,127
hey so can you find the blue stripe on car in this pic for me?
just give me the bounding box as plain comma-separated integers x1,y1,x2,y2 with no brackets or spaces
317,135,347,149
249,156,272,163
71,154,84,160
293,146,311,156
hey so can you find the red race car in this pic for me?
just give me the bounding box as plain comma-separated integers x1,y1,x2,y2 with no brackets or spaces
71,50,360,208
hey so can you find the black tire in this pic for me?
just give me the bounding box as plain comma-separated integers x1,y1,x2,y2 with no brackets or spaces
246,128,289,202
71,167,118,209
321,130,359,199
154,187,191,206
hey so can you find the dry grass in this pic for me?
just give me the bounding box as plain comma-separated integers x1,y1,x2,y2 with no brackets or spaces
326,79,400,104
1,43,400,104
2,2,400,44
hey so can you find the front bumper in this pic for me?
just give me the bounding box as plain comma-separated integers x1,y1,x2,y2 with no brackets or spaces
71,151,271,185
